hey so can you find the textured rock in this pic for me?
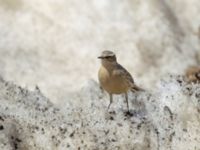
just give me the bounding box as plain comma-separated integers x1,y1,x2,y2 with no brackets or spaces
0,76,200,149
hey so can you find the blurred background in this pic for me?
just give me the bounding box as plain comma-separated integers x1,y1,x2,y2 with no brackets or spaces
0,0,199,103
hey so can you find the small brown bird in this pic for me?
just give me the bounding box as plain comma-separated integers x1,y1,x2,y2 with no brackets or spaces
185,66,200,83
98,50,143,112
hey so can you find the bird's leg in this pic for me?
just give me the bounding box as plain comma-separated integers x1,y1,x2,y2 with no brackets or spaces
107,93,113,110
125,92,130,112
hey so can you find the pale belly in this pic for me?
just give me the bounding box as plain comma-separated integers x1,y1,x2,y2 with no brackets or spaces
98,67,129,94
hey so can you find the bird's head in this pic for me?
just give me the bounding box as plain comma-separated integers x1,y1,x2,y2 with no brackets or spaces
98,50,117,67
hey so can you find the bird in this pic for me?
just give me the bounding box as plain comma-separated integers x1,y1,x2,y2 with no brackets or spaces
98,50,144,113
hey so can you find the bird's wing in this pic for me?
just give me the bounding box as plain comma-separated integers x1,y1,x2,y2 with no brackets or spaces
114,64,144,92
113,64,135,85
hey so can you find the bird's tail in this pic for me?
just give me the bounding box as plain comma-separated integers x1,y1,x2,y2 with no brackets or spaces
131,84,145,92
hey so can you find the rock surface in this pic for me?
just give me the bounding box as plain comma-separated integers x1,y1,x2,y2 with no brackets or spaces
0,76,200,150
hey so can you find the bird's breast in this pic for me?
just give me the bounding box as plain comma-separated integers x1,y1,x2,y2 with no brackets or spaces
98,66,129,94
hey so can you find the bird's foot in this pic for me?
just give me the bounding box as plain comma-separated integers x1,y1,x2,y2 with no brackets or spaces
124,110,134,117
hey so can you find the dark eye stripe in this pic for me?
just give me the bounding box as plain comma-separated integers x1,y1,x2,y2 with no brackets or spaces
104,56,112,59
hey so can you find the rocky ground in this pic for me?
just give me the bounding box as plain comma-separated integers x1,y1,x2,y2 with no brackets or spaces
0,75,200,150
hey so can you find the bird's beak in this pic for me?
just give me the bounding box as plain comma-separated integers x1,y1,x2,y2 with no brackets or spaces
98,56,104,59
